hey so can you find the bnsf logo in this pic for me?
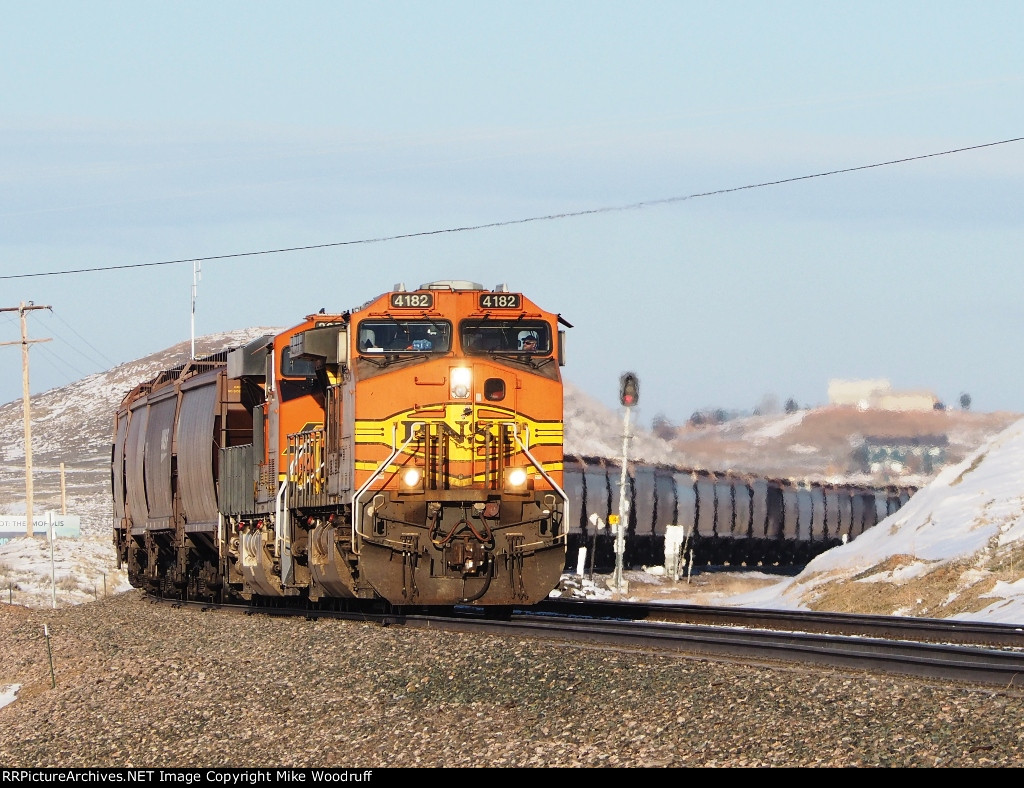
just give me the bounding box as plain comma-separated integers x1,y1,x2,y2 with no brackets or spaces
399,419,511,444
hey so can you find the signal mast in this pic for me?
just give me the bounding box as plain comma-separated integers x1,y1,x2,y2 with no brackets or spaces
614,372,639,593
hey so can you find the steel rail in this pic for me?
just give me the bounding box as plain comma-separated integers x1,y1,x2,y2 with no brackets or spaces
151,594,1024,687
404,612,1024,688
527,597,1024,647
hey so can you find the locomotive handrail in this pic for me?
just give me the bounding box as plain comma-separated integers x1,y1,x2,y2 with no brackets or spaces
350,421,425,556
276,441,310,587
512,423,570,544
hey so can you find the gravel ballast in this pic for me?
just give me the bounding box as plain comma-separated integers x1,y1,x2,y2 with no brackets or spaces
1,591,1022,768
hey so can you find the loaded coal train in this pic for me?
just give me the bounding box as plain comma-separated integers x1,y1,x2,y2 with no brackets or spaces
561,457,917,573
112,280,573,607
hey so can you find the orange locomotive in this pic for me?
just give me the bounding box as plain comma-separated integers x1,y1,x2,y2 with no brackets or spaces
112,280,572,607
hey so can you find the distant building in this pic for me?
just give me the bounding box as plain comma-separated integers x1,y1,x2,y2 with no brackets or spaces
874,390,941,412
857,434,949,477
828,378,938,412
828,378,890,409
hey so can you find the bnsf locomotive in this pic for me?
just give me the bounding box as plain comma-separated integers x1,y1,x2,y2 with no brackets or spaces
111,280,571,607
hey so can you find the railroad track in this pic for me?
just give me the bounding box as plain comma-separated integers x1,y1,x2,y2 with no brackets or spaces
529,597,1024,647
157,595,1024,688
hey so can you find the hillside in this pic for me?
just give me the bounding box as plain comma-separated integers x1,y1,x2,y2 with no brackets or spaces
1,329,1024,616
0,329,279,536
0,329,1019,537
658,406,1020,484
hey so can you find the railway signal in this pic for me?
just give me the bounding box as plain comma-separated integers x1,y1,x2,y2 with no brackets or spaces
619,372,639,407
614,372,638,593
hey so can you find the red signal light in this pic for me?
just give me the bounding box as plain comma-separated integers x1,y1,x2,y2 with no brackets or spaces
619,372,639,407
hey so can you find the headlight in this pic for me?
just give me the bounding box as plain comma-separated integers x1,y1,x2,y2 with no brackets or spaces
504,467,529,492
451,367,472,399
400,467,423,491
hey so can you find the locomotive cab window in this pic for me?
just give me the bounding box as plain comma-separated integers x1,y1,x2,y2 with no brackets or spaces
279,345,317,401
357,320,451,354
281,346,316,378
462,321,551,355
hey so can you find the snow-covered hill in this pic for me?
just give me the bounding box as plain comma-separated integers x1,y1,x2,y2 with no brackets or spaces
717,416,1024,624
0,328,279,536
3,328,1024,622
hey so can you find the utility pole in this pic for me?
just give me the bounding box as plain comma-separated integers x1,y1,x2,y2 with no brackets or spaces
0,301,52,537
60,462,67,515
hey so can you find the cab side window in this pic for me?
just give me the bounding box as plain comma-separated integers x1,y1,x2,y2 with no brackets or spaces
279,346,316,401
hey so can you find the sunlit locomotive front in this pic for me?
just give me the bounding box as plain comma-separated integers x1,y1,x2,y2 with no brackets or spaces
112,280,571,607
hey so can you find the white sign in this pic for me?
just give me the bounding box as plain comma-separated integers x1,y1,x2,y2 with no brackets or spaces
0,514,81,545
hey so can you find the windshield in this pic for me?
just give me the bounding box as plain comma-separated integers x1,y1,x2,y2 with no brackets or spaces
461,321,551,355
357,320,451,353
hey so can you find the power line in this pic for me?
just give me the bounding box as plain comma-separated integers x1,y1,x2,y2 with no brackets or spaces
1,135,1020,283
33,339,92,385
41,307,119,368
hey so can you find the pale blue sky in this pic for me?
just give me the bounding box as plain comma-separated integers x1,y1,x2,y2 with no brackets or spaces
2,1,1023,424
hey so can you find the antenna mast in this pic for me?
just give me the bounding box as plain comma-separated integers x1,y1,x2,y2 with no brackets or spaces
191,261,201,359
